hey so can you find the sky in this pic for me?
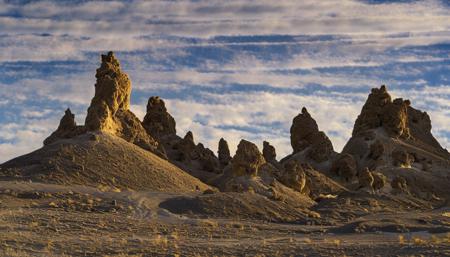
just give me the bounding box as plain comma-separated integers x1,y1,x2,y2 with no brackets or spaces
0,0,449,163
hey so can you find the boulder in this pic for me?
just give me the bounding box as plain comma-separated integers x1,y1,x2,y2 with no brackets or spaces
231,139,266,177
280,160,306,193
330,154,357,182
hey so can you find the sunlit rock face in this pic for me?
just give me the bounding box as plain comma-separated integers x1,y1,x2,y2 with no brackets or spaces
84,51,162,155
353,85,411,139
85,51,131,132
231,139,266,177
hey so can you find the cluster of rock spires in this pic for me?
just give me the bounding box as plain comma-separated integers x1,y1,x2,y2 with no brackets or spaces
42,52,449,201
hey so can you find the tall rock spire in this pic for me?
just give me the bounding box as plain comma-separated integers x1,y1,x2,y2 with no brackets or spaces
84,51,163,157
85,51,131,132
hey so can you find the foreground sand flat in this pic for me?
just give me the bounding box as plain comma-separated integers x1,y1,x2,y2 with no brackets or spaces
1,181,449,257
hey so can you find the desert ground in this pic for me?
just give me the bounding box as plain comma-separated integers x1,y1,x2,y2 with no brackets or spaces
1,180,449,257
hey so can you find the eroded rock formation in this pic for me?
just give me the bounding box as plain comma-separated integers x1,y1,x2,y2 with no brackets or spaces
392,148,413,167
142,96,176,139
231,139,266,176
263,141,277,163
280,160,306,193
358,167,374,190
218,138,231,166
84,51,162,155
391,176,408,193
330,154,357,182
353,85,410,139
290,107,334,162
44,109,85,145
372,172,387,191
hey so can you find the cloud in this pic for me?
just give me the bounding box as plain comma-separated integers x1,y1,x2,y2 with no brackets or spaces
0,0,449,163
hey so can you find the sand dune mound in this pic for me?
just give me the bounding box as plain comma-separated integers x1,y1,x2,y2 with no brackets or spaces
160,191,317,223
0,132,209,193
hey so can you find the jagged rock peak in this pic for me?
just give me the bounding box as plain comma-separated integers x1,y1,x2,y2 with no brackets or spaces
290,107,334,162
59,108,76,130
43,108,85,145
353,85,411,138
262,141,276,162
184,131,194,143
218,138,231,165
231,139,266,176
85,51,131,132
142,96,176,139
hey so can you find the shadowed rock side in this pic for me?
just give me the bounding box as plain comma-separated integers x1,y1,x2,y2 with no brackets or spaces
263,141,277,164
218,138,231,166
142,96,222,182
142,96,176,140
281,107,336,173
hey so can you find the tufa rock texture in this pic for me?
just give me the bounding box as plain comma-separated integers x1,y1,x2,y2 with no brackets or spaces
218,138,232,166
263,141,277,163
142,96,176,139
44,109,86,145
392,148,413,167
84,52,162,156
371,172,387,191
391,176,408,193
330,154,357,182
358,167,374,190
85,51,131,132
280,160,307,193
231,139,266,177
352,85,410,139
290,107,334,162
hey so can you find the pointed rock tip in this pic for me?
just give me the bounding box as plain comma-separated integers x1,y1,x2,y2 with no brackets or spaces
301,107,308,114
184,131,194,142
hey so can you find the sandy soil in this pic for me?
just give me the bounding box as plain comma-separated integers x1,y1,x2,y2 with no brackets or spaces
1,181,449,257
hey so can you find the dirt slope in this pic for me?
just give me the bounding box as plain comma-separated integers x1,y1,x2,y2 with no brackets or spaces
0,132,210,193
